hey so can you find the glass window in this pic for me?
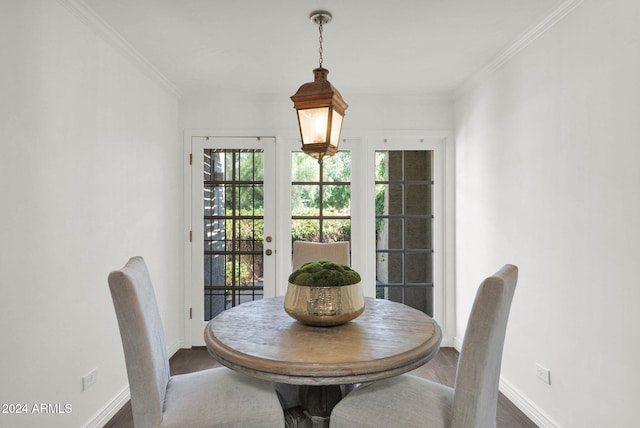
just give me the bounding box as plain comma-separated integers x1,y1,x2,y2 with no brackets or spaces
291,152,351,244
375,150,434,316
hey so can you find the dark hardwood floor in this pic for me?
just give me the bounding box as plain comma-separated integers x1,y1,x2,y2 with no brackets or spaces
105,347,537,428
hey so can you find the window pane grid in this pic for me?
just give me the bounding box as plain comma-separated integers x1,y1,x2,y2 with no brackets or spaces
291,152,351,245
375,150,434,315
203,148,265,321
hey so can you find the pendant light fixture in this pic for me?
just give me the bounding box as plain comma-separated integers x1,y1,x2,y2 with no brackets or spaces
291,11,348,162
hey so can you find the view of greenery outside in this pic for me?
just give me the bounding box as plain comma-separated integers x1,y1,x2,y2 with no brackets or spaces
291,152,351,243
204,149,266,319
375,153,387,237
375,152,387,298
205,148,354,318
222,151,264,287
205,147,433,317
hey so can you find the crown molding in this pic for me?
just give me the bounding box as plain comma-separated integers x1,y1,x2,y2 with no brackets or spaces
454,0,585,98
56,0,182,99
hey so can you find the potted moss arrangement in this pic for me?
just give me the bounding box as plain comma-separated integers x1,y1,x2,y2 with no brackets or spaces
284,260,365,326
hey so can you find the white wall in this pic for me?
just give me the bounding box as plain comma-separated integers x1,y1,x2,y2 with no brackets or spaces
179,92,453,133
0,1,181,427
454,0,640,426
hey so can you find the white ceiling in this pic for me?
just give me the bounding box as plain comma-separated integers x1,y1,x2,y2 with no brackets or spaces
84,0,567,98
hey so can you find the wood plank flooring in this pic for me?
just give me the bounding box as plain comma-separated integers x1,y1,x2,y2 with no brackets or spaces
104,347,537,428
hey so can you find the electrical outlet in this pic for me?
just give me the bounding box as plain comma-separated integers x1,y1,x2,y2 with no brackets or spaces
83,368,97,391
535,363,551,384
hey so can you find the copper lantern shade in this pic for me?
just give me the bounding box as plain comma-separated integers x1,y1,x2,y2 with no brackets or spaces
291,67,348,160
291,11,348,161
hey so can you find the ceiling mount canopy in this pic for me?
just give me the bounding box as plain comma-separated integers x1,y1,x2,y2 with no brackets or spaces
291,10,348,162
309,10,332,26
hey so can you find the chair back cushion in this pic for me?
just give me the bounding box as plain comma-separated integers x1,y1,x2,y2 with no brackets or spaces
109,256,170,428
451,264,518,428
292,241,350,269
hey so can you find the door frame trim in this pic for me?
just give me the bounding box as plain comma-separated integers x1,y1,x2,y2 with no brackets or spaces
183,130,278,347
183,129,455,348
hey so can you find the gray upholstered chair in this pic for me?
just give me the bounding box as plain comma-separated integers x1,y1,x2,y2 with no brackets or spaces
108,256,284,428
278,241,351,415
330,264,519,428
292,240,350,269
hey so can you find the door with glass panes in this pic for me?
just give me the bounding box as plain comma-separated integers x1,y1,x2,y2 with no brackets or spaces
375,148,437,317
190,137,276,345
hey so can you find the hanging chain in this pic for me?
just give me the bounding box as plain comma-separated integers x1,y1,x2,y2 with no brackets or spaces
318,20,324,68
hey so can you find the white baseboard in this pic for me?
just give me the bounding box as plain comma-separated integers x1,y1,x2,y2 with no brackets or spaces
452,336,463,351
83,341,186,428
167,339,183,357
499,378,561,428
83,385,130,428
451,336,559,427
439,335,454,347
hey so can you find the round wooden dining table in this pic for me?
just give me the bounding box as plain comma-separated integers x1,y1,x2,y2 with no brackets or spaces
204,296,442,427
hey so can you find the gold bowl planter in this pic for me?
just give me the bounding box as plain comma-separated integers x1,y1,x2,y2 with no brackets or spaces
284,282,365,326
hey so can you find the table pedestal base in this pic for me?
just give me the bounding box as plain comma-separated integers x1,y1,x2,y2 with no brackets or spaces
300,385,342,427
280,384,348,428
206,298,442,428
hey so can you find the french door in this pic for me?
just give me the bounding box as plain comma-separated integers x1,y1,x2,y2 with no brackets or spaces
363,136,449,331
375,149,435,316
189,136,276,345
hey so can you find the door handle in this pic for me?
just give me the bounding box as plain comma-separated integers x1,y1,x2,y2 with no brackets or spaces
265,249,273,256
265,236,273,243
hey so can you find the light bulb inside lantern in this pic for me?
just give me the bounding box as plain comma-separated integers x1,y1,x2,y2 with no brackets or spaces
314,115,327,143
